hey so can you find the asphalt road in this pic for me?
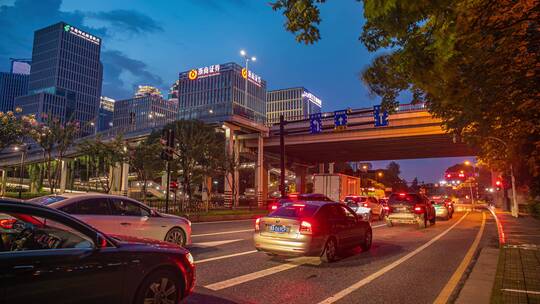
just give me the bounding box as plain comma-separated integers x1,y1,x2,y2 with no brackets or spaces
185,211,498,304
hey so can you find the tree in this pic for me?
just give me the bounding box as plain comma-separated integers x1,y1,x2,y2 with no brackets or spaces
77,135,127,193
0,108,34,152
410,177,419,192
29,114,79,194
272,0,540,196
126,133,164,203
165,120,225,206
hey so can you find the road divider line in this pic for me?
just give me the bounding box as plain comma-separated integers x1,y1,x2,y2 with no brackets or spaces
372,223,386,229
196,250,258,264
192,239,244,248
204,256,320,291
192,219,254,225
192,229,253,237
433,212,486,304
318,212,470,304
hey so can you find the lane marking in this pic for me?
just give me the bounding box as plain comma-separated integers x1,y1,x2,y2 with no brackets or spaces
372,223,386,228
192,229,252,237
204,256,321,291
501,288,540,295
192,219,254,225
317,212,470,304
192,239,243,247
487,206,505,245
433,212,486,304
196,250,258,264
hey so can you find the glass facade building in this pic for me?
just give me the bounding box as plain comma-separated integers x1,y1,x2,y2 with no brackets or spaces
0,72,29,112
266,87,322,124
113,95,177,133
15,22,103,136
177,62,267,124
98,96,115,132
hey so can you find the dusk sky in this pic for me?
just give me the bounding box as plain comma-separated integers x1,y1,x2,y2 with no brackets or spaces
0,0,474,182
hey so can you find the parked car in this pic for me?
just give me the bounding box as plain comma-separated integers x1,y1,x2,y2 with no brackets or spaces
266,193,333,212
0,199,195,304
254,201,372,262
385,193,436,228
29,194,192,247
343,196,372,221
343,196,385,220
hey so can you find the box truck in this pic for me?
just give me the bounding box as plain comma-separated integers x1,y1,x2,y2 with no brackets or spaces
313,173,361,202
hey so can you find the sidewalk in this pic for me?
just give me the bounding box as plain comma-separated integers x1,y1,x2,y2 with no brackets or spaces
491,210,540,304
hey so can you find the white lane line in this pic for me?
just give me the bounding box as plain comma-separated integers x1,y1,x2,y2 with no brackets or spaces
372,223,386,228
192,229,252,237
501,289,540,295
318,212,470,304
193,239,244,247
196,250,258,264
192,219,254,225
204,256,321,291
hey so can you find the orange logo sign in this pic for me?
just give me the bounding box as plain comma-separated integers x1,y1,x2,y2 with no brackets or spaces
188,69,198,80
241,68,248,79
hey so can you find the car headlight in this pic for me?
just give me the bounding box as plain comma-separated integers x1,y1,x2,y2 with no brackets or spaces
186,252,194,266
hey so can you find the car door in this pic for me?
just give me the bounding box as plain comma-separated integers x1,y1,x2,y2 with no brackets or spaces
61,198,114,233
338,205,360,246
109,198,155,239
327,205,352,248
0,210,124,304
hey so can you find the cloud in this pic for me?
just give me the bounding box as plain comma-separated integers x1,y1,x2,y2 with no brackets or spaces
187,0,249,12
86,9,163,34
101,50,164,99
0,0,163,99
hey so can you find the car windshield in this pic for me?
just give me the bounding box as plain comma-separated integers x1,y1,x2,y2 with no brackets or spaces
28,196,67,205
269,204,319,218
388,194,421,205
344,196,367,203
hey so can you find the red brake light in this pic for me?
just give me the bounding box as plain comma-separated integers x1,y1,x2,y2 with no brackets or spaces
271,204,278,210
399,193,406,196
0,219,16,229
292,203,305,207
363,203,369,207
383,206,390,211
413,205,424,213
446,174,451,178
255,218,261,231
299,220,312,234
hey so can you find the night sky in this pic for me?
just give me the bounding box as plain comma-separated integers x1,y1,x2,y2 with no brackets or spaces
0,0,474,182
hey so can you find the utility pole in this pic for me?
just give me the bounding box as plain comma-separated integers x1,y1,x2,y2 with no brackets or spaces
279,115,286,198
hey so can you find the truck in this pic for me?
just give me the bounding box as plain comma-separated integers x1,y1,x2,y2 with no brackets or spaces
313,173,361,202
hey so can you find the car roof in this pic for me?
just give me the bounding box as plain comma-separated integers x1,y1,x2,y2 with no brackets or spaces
46,193,140,209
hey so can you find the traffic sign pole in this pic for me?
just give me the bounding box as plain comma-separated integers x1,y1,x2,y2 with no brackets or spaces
280,115,286,198
165,161,170,213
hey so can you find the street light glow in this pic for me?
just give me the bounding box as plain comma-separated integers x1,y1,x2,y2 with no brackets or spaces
251,56,256,61
240,49,246,56
464,160,471,165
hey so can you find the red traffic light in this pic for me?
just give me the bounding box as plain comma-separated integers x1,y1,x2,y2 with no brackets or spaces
495,180,502,186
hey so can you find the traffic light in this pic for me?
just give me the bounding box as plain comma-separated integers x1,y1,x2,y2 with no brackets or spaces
160,128,175,161
495,179,502,191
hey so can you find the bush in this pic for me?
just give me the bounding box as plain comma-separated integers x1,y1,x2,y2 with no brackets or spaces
528,200,540,219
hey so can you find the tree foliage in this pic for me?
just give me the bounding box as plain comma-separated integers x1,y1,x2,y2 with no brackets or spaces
0,108,34,152
126,133,164,203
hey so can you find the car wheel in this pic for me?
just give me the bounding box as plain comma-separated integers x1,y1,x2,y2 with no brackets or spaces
135,269,182,304
321,238,338,263
164,227,186,246
386,219,393,227
360,229,372,251
418,215,427,229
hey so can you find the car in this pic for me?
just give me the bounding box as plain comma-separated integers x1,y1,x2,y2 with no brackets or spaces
343,196,372,221
267,193,333,212
385,193,436,228
29,194,192,247
430,197,454,220
343,196,386,220
0,199,195,304
254,201,372,262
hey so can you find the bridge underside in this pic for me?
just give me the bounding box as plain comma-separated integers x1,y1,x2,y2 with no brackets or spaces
264,134,476,164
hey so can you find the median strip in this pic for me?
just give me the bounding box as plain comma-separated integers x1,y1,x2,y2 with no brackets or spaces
318,212,470,304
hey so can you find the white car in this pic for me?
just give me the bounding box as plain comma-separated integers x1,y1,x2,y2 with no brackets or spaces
28,194,192,246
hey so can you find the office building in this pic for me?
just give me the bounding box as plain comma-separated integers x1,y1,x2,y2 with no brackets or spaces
15,22,103,136
266,87,322,125
135,85,162,98
177,62,267,124
98,96,115,132
113,94,177,133
0,72,29,112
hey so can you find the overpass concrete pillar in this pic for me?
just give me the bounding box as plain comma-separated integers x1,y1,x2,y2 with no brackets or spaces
319,163,325,174
224,123,240,208
59,160,70,194
255,134,264,207
109,163,122,194
295,167,307,194
121,163,129,196
262,165,269,206
329,162,335,174
0,169,7,196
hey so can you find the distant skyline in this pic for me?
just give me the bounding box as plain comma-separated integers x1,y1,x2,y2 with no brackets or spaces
0,0,475,182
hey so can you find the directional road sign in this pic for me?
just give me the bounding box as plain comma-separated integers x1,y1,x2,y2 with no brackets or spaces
334,110,348,131
309,113,323,134
373,105,389,127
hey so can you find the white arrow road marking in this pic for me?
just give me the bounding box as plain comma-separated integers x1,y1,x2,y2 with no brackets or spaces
192,229,252,237
204,256,321,291
317,212,470,304
193,239,244,248
196,250,258,264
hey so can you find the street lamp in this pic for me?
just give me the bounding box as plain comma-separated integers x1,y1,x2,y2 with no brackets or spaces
15,144,27,199
240,49,256,108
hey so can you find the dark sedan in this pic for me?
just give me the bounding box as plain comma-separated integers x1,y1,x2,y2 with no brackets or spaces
0,199,195,304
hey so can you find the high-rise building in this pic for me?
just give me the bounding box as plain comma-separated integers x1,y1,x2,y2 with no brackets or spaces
113,94,177,133
135,85,162,98
0,72,29,112
266,87,322,125
177,62,267,124
98,96,115,132
15,22,102,136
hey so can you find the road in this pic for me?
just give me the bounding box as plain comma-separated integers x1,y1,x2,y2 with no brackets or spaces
185,211,498,304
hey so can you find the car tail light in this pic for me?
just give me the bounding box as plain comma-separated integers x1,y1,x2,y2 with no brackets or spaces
383,206,390,212
363,203,369,207
0,219,16,229
255,218,261,231
413,205,424,214
270,204,278,211
292,203,305,207
399,193,406,196
299,220,312,234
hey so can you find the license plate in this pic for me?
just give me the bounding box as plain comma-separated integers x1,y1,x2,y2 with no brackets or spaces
269,225,288,233
395,207,406,212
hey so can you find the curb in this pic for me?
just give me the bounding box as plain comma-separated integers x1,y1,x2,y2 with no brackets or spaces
455,247,500,304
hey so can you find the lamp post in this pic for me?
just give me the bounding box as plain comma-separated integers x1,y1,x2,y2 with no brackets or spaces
240,50,256,108
464,160,476,210
14,145,27,199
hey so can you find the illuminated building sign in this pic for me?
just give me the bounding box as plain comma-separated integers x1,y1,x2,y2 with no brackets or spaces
241,68,262,87
302,91,322,107
188,64,221,80
63,24,100,45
